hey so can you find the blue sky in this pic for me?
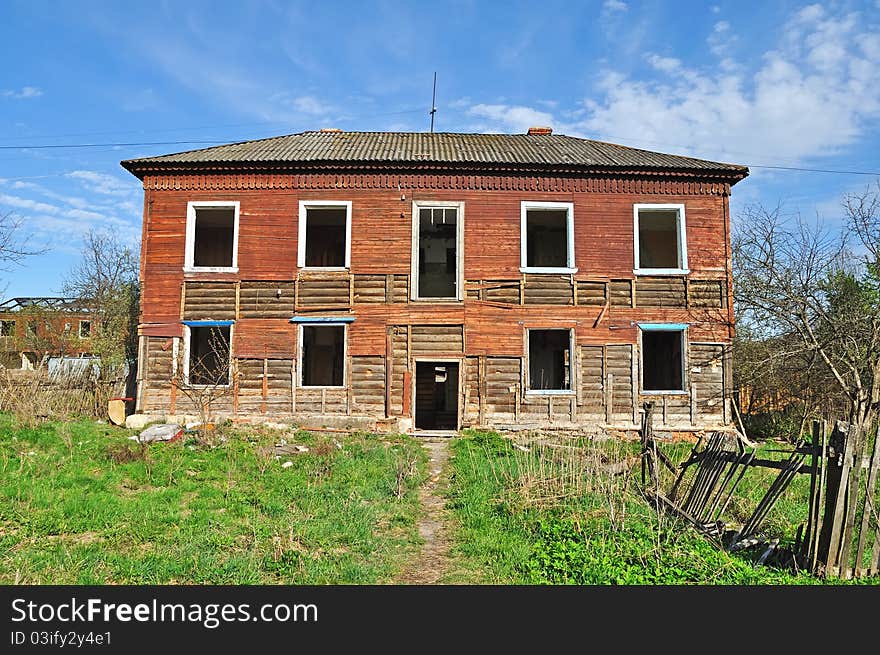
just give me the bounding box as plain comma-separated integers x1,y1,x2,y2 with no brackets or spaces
1,0,878,298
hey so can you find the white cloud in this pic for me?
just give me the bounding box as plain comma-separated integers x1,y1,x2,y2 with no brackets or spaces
467,104,555,133
468,5,880,167
290,95,334,116
603,0,628,12
647,54,682,74
0,193,60,215
2,86,42,99
66,171,137,197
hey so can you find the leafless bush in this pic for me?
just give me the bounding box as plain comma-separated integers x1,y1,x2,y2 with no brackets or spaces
0,367,125,425
488,435,637,528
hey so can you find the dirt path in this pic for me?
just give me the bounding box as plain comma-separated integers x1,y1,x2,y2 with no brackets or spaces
393,438,452,585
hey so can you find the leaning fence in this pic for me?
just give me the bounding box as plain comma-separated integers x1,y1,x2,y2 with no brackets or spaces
640,403,880,579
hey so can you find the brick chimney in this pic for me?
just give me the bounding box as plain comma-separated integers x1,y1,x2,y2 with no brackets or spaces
527,126,553,135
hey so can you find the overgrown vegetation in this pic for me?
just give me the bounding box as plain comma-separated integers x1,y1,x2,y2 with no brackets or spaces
444,430,875,585
733,182,880,440
0,416,426,584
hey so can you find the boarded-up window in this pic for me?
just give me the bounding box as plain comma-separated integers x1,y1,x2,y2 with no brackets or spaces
193,207,236,268
635,206,686,271
0,320,14,336
417,206,458,298
525,209,569,268
301,325,345,387
528,329,571,391
642,330,684,392
188,326,231,386
304,207,347,267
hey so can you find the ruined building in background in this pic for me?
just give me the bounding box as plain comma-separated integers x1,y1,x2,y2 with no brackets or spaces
121,129,748,432
0,297,95,370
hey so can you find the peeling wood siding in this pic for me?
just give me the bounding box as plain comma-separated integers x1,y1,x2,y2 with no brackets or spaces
410,324,464,353
576,281,606,306
689,343,725,414
145,336,173,389
350,356,385,414
353,275,386,303
579,345,604,413
606,344,634,416
182,282,236,320
523,275,574,305
297,275,351,308
483,357,519,415
608,280,634,307
688,279,726,309
389,326,408,415
635,277,687,308
239,281,296,318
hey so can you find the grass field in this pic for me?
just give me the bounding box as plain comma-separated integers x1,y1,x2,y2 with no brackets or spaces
442,430,876,585
0,417,426,584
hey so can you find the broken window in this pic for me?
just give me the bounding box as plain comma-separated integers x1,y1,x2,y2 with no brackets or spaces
416,206,459,298
528,329,572,391
521,202,574,271
0,320,14,337
641,329,685,392
635,205,687,271
78,320,91,339
300,203,350,268
300,325,345,387
26,321,37,337
187,325,231,386
186,202,239,270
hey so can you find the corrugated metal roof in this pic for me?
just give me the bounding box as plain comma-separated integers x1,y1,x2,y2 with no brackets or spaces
121,131,747,175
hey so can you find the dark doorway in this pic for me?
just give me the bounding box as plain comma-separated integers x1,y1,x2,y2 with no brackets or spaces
415,361,459,430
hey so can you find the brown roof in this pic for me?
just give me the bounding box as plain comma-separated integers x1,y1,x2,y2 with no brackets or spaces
121,131,748,179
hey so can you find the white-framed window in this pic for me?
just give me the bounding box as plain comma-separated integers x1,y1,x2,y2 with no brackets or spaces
526,328,574,394
633,203,689,275
639,324,687,393
298,323,346,388
184,201,240,273
78,320,91,339
298,200,352,269
183,323,232,387
411,200,464,301
520,201,576,274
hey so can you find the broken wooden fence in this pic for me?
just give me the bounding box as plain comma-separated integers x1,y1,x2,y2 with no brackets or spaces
640,403,880,578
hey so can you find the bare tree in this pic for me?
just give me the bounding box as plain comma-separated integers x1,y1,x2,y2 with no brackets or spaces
172,326,233,445
0,211,46,291
62,228,140,393
733,183,880,438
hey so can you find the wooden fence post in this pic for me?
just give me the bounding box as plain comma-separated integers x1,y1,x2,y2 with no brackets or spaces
816,421,854,576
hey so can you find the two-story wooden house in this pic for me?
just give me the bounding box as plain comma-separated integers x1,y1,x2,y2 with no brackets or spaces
121,129,748,432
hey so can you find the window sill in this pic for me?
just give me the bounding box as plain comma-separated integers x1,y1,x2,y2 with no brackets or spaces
182,383,232,389
519,267,578,275
299,385,346,390
299,267,349,272
633,268,690,276
411,297,463,303
525,389,576,396
641,390,689,396
184,267,239,274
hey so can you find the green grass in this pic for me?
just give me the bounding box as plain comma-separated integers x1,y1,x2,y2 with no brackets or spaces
0,416,427,584
443,430,875,585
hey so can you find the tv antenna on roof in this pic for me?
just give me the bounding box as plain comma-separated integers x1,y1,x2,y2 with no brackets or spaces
429,71,437,133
